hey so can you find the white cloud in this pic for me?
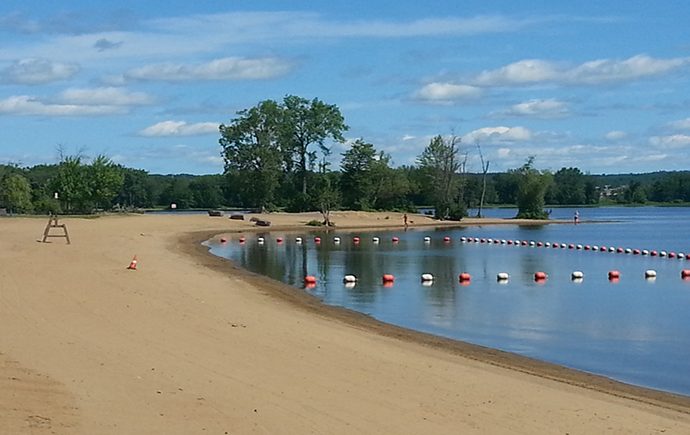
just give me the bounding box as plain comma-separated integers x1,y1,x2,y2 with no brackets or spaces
60,87,154,106
139,120,219,137
500,98,569,118
668,117,690,130
414,82,482,103
473,54,689,87
124,57,294,81
462,126,533,144
649,135,690,149
1,58,79,84
402,134,416,141
566,55,686,85
605,130,627,141
475,59,558,86
0,95,125,116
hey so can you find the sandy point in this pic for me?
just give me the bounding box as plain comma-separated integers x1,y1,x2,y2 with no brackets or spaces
1,211,690,434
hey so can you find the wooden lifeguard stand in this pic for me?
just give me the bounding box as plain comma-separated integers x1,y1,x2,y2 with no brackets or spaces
42,214,71,244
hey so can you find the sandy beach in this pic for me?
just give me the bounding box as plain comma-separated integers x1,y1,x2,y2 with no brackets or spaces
2,211,690,434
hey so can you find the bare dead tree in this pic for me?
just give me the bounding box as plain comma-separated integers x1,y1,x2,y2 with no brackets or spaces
476,143,490,218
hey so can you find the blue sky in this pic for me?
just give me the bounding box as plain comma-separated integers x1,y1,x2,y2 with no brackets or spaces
1,1,689,175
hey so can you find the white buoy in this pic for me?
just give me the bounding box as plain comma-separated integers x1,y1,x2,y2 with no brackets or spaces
421,273,434,282
343,274,358,283
529,241,536,247
571,271,584,280
560,243,567,248
645,270,657,278
592,245,599,251
660,251,668,257
258,237,265,244
576,244,583,250
609,247,616,252
423,236,431,243
642,249,649,255
295,237,303,244
372,237,380,244
487,238,493,243
545,242,551,247
333,237,341,244
497,272,510,281
679,252,686,260
625,248,632,254
501,239,507,244
460,237,467,242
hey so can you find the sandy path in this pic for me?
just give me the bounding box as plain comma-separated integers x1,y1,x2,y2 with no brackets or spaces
1,212,690,434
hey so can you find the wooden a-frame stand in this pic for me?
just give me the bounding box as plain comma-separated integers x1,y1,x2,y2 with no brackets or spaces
42,214,71,244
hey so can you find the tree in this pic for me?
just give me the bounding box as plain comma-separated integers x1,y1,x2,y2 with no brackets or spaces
416,135,467,220
159,177,193,209
475,143,490,217
281,95,348,198
89,155,124,210
0,173,33,213
52,155,90,213
189,175,223,208
552,167,586,205
311,168,340,226
219,100,284,211
117,168,153,208
340,139,378,210
514,157,552,219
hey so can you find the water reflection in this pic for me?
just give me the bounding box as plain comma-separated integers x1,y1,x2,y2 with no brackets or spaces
208,207,690,396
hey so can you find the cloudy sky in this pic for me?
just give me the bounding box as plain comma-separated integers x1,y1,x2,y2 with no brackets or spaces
1,0,689,174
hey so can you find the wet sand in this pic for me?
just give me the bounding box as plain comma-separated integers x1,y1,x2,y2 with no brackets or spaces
2,211,690,434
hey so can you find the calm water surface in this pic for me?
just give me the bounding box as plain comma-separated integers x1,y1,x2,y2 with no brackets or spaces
207,207,690,396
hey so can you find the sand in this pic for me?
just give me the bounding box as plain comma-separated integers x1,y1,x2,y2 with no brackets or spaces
2,211,690,434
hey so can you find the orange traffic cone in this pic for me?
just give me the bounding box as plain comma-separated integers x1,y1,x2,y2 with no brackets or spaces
127,255,138,270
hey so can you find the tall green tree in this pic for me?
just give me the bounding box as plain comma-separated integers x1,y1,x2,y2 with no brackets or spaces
0,173,33,213
416,135,467,220
514,157,552,219
219,100,283,211
52,155,90,213
89,155,124,210
281,95,348,199
340,139,378,210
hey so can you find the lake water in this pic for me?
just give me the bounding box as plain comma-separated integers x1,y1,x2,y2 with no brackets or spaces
206,207,690,396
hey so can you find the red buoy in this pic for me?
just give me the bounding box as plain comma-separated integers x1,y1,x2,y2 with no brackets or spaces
276,237,283,243
220,237,227,243
444,236,451,242
382,274,395,283
314,236,321,243
608,270,621,280
534,271,547,281
669,252,677,259
681,269,690,279
616,247,624,253
392,236,400,243
458,272,471,282
353,236,361,243
650,250,658,256
304,275,317,284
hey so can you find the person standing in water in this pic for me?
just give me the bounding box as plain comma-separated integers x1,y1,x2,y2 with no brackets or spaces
574,210,580,224
403,213,408,227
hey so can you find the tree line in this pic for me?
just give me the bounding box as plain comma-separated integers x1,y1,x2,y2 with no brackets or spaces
2,95,690,217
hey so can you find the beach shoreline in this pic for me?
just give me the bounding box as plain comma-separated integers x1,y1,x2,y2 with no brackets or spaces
187,221,690,413
2,211,690,434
